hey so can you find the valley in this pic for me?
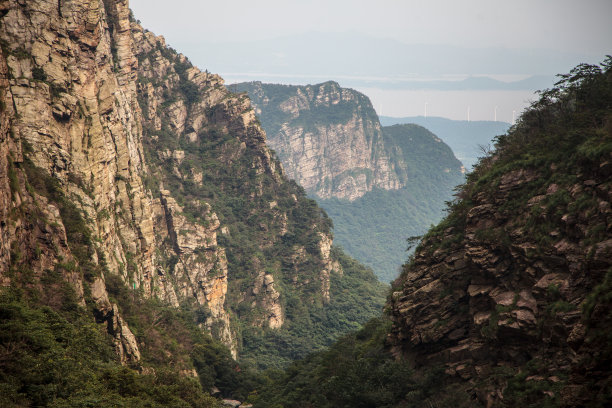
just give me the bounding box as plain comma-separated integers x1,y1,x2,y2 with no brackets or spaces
0,1,610,407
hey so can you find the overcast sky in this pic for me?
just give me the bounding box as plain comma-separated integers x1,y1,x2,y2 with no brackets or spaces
128,0,611,121
130,0,611,55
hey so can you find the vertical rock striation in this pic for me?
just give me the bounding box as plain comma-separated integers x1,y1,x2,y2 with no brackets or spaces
238,81,464,201
0,0,385,365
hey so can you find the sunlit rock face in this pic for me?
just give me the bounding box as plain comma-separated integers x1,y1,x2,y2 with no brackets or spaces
0,0,356,361
241,81,402,201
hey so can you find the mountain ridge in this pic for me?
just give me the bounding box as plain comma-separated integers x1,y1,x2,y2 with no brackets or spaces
252,57,612,408
237,81,464,281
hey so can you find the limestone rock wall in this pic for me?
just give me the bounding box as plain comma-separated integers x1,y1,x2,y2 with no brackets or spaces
131,20,341,352
0,0,149,363
242,81,401,200
0,0,351,363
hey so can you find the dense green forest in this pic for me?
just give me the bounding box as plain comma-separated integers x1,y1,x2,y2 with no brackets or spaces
319,186,448,282
251,317,474,408
236,247,386,369
380,116,510,170
320,124,464,282
0,280,258,407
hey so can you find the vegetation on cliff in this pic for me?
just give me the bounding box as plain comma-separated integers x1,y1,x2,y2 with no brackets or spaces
379,116,510,170
319,124,464,281
0,0,386,405
134,36,386,369
238,81,464,282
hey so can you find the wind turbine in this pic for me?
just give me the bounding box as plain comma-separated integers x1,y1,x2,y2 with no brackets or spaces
425,102,428,118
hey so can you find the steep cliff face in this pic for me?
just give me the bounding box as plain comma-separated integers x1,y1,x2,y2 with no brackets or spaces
239,81,464,281
0,0,385,370
0,0,152,363
389,61,612,406
239,81,411,200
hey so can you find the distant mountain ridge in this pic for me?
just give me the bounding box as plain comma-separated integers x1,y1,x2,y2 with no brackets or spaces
380,115,511,169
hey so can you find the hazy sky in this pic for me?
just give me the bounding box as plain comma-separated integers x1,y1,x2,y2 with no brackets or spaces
130,0,611,54
128,0,611,121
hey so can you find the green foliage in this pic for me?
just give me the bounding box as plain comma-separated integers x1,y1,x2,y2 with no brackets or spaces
135,47,386,371
315,124,464,282
493,359,565,408
235,81,380,141
235,82,465,282
0,287,220,407
239,247,386,370
103,273,263,401
22,157,101,282
32,66,47,81
319,183,460,282
253,317,475,408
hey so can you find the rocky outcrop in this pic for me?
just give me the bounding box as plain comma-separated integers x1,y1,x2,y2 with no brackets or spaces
388,67,612,406
91,277,141,363
318,232,342,302
251,266,283,329
155,188,236,356
238,81,463,201
0,0,154,361
237,81,396,200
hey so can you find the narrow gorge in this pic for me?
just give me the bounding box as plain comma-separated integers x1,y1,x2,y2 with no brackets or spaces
237,81,465,281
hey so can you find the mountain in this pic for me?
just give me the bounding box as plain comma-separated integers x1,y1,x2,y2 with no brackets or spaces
253,59,612,407
237,80,400,201
380,115,511,170
0,0,386,403
319,124,465,282
236,81,464,281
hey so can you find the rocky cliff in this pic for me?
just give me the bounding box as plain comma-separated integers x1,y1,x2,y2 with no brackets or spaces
0,0,385,376
238,81,464,201
238,81,464,281
0,0,152,363
388,60,612,406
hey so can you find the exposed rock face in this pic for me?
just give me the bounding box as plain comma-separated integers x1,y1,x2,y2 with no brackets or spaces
0,0,381,367
0,0,153,362
318,232,342,302
240,79,465,282
155,189,236,355
91,276,141,363
388,100,612,405
239,81,408,200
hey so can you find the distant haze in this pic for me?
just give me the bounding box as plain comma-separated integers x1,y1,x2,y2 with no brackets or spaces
129,0,612,121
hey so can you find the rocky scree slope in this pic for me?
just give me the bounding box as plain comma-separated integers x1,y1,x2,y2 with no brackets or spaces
388,60,612,407
0,0,384,383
